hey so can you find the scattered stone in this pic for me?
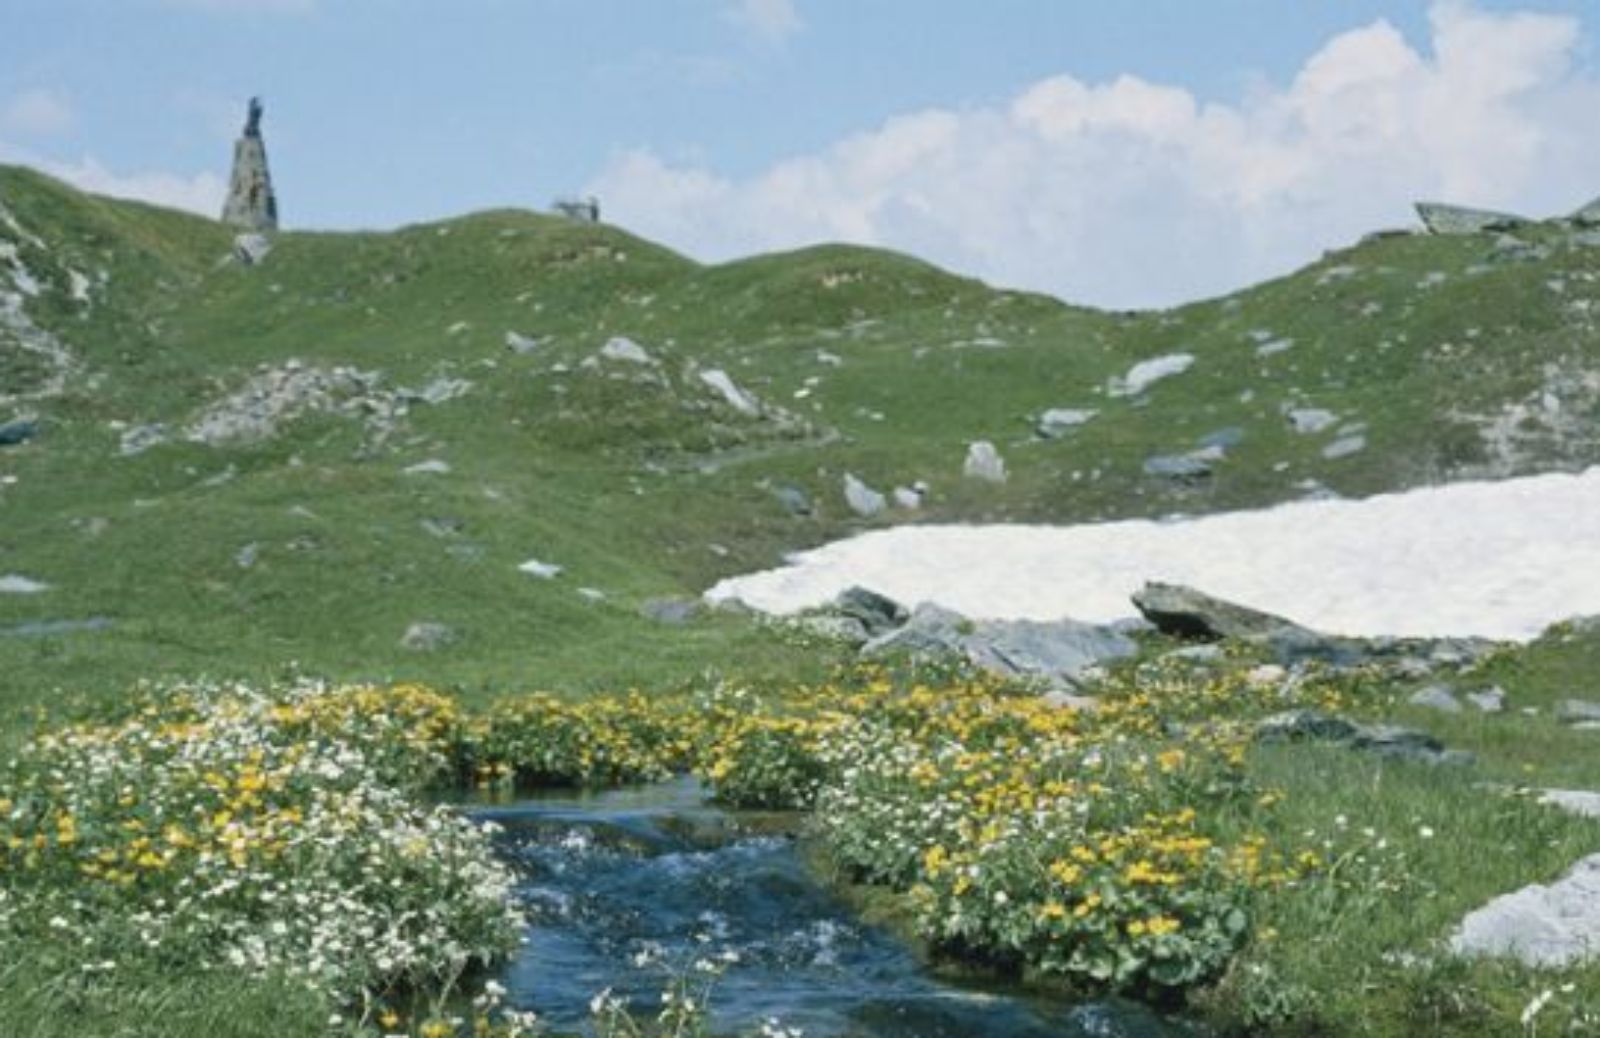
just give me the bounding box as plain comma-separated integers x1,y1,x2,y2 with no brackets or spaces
400,622,457,651
505,331,542,354
963,441,1007,482
831,586,909,636
1143,454,1212,482
232,233,272,265
186,362,409,448
1538,789,1600,820
406,377,472,405
518,558,563,579
1466,687,1507,713
0,617,113,638
1255,338,1294,357
1408,684,1463,713
0,574,48,594
1488,235,1551,264
404,458,451,475
119,423,168,456
640,597,701,625
843,473,886,517
0,419,37,446
862,603,1137,687
420,517,465,538
1451,853,1600,966
1197,427,1244,451
1109,353,1194,397
796,614,871,645
1322,435,1366,459
1557,699,1600,725
1256,709,1469,765
892,483,926,509
1036,408,1096,438
577,587,606,602
234,542,259,569
1415,202,1527,235
598,336,653,365
1163,644,1225,663
1134,582,1301,642
1041,689,1100,712
772,484,813,517
699,368,760,415
1286,408,1338,434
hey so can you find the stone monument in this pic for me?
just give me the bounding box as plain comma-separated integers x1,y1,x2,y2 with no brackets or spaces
221,97,279,232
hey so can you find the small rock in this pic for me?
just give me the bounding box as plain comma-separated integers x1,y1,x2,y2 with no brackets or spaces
577,587,606,602
1409,684,1463,713
699,368,760,415
401,622,457,651
832,586,909,636
773,484,813,517
892,484,925,509
505,331,542,354
843,473,886,517
1142,454,1212,481
1557,699,1600,725
1164,644,1225,663
1197,427,1244,451
598,336,653,364
1466,687,1507,713
0,420,37,446
518,558,563,579
119,424,168,456
0,574,49,594
235,543,259,569
232,233,272,265
640,597,701,625
420,517,465,538
404,458,451,475
1036,408,1096,438
1286,408,1338,434
796,615,871,645
1322,435,1366,459
963,441,1007,482
1538,789,1600,819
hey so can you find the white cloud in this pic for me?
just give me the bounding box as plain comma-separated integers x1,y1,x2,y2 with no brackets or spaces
590,1,1600,308
0,138,225,218
724,0,802,44
2,89,75,137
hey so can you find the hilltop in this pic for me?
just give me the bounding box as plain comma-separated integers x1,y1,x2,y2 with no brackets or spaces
1,163,1598,710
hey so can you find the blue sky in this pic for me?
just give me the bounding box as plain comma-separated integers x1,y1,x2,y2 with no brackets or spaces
3,1,1598,306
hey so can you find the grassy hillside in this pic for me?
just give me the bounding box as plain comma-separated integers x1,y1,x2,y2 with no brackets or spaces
1,163,1598,715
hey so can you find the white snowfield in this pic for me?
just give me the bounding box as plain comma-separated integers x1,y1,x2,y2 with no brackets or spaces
706,467,1600,642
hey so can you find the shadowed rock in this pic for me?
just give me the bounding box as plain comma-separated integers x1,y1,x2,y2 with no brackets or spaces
863,603,1136,687
1452,853,1600,966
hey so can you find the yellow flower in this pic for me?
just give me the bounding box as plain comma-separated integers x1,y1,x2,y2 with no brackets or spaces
1039,900,1067,920
1146,915,1181,936
379,1010,401,1029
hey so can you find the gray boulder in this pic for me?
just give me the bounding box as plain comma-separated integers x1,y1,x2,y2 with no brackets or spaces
0,419,37,446
1036,408,1096,438
1415,202,1527,235
1557,699,1600,725
640,597,702,625
1466,687,1507,713
963,441,1007,482
842,473,886,517
1133,582,1308,642
1451,853,1600,966
1142,454,1212,482
772,483,813,517
1256,709,1469,766
832,586,909,636
401,622,457,651
1408,684,1463,713
863,603,1136,686
796,615,870,645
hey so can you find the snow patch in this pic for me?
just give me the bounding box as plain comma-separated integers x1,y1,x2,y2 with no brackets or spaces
707,468,1600,641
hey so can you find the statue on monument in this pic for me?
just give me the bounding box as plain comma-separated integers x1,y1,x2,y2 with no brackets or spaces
244,97,263,138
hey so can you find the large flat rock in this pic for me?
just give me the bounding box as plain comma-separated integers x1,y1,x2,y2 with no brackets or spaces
1451,853,1600,967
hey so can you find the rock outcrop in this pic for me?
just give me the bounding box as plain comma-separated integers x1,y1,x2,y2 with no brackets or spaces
1414,202,1525,235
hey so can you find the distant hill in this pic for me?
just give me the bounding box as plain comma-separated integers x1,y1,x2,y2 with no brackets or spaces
2,163,1597,708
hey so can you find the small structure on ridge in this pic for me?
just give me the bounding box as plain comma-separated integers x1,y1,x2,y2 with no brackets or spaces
221,97,279,232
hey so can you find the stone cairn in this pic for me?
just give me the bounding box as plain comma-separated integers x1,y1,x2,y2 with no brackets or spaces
221,97,279,232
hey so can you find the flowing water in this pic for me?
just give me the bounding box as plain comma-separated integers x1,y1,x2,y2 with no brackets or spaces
475,778,1191,1037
